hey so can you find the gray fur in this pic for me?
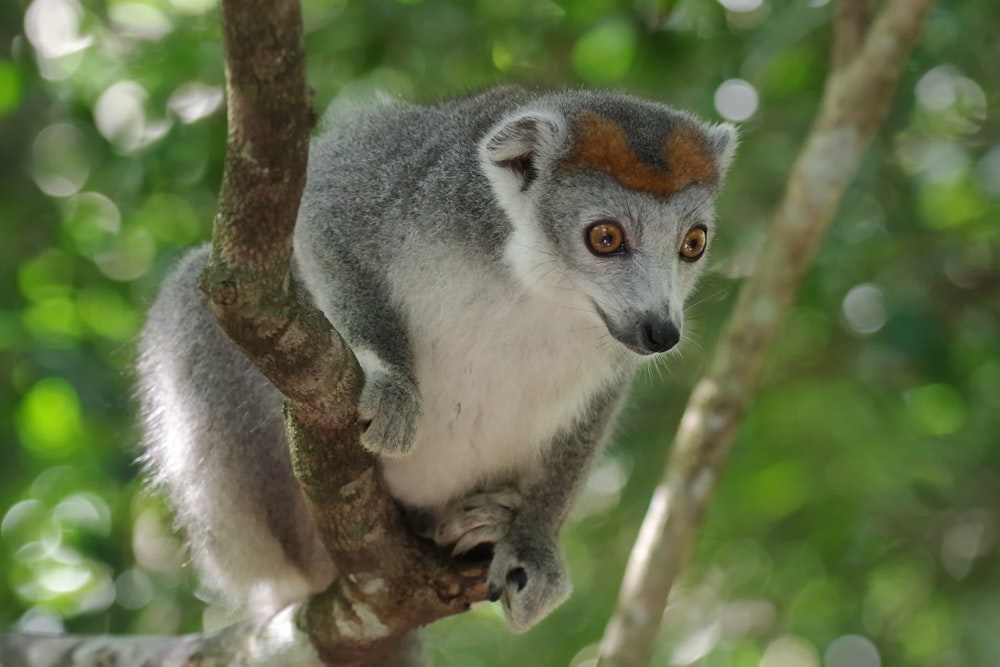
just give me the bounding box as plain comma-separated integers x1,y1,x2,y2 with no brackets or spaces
137,246,334,614
137,86,736,641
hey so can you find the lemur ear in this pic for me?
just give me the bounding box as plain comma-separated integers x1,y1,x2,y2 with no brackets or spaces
704,122,739,181
481,111,566,189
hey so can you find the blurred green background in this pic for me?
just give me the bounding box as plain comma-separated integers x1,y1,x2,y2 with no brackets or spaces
1,0,997,665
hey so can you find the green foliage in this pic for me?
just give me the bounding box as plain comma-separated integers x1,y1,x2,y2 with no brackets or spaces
2,0,998,665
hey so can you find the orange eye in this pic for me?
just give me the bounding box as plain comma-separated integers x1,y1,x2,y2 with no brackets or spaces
586,221,625,256
679,225,708,261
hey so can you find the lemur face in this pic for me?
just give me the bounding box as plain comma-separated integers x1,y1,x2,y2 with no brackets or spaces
481,98,736,357
535,167,718,356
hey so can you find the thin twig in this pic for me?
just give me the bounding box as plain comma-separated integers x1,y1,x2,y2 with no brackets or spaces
832,0,872,69
597,1,933,665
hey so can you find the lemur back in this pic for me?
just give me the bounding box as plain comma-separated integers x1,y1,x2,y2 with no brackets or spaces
138,86,736,633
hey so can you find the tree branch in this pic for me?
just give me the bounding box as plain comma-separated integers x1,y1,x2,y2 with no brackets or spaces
3,0,491,663
597,1,933,665
0,608,333,667
832,0,872,69
193,0,489,660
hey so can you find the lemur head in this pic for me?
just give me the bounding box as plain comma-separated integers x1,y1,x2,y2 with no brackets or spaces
479,91,737,356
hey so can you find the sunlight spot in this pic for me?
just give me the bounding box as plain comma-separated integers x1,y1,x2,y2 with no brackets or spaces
168,82,224,123
115,569,154,609
53,493,111,536
16,607,64,634
977,144,1000,197
916,66,961,111
759,636,819,667
915,66,987,135
671,620,720,664
94,80,147,150
31,123,90,197
841,284,887,335
2,500,46,540
93,227,156,281
717,0,763,11
38,561,92,594
24,0,91,59
824,635,881,667
940,510,995,580
714,79,759,122
109,3,173,40
168,0,216,14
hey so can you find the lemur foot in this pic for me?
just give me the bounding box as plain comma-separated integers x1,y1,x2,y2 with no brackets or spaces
487,534,570,632
433,488,523,556
358,371,420,457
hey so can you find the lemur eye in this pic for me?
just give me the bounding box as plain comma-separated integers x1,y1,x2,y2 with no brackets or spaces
586,221,626,256
679,225,708,262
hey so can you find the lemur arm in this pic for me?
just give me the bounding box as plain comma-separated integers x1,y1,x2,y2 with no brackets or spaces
488,379,630,631
522,379,630,535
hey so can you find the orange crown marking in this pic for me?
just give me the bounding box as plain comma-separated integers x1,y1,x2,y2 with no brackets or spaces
563,110,717,197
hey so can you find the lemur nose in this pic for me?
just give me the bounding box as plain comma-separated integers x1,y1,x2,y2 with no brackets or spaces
640,318,680,353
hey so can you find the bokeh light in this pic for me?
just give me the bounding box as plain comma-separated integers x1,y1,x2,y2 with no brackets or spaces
714,79,759,122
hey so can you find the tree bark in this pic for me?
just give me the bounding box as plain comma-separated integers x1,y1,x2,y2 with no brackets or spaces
596,1,933,666
198,0,491,661
1,608,330,667
0,0,486,665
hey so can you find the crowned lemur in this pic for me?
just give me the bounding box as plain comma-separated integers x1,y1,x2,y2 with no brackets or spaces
138,86,736,633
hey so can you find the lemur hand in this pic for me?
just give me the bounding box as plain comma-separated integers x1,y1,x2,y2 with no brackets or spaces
358,370,420,457
488,531,571,632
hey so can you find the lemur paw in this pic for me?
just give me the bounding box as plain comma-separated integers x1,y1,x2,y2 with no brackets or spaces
487,535,571,632
357,372,420,457
433,488,523,556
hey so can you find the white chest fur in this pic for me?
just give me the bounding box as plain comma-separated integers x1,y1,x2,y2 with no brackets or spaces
378,257,630,510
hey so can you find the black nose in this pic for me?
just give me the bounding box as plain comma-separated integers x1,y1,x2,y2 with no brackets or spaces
640,318,680,353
